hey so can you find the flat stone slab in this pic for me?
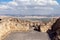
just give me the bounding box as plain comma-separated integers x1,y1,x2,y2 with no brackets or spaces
4,31,50,40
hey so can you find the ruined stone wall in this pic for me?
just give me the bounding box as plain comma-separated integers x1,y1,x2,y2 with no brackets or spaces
0,16,30,40
0,16,58,40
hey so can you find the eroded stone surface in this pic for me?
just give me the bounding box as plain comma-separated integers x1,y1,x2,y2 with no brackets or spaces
4,31,50,40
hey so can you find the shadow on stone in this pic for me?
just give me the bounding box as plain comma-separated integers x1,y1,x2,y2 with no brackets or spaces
34,25,41,32
47,18,60,40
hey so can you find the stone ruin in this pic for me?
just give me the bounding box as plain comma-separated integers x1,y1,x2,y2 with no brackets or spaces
0,16,58,40
0,16,30,40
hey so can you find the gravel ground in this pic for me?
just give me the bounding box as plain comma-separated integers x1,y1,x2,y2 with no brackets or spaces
4,31,50,40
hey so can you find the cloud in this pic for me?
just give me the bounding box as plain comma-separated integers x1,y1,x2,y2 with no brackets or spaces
49,0,59,5
0,0,18,9
0,0,59,15
32,0,59,5
0,5,9,9
14,0,59,5
0,0,59,9
8,1,18,6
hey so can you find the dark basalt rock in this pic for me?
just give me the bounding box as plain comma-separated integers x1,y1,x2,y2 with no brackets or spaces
47,18,60,40
53,29,60,40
